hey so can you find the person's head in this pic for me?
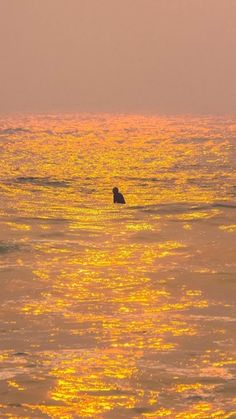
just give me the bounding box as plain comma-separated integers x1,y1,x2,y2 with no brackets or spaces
112,187,119,194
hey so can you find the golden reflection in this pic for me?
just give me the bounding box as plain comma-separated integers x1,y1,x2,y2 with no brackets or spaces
8,380,25,391
35,350,141,417
173,208,221,221
126,222,154,231
183,223,192,230
6,221,31,231
0,114,235,417
219,224,236,232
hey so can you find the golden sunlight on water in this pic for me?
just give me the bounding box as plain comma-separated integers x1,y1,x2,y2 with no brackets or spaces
0,114,235,418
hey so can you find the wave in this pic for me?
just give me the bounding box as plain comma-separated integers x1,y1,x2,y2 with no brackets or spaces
212,202,236,209
125,177,161,182
0,128,32,135
129,201,236,214
172,136,223,144
11,216,69,223
13,177,70,188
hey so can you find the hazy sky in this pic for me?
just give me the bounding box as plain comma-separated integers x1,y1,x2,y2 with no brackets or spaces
0,0,236,114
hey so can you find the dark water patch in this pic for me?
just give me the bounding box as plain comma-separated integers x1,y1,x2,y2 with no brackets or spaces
187,178,211,185
14,177,70,188
216,383,236,395
14,352,28,357
0,242,21,254
185,395,204,401
129,203,197,214
11,216,69,224
115,139,125,144
60,130,82,137
212,202,236,209
123,177,162,182
0,128,32,136
82,187,97,194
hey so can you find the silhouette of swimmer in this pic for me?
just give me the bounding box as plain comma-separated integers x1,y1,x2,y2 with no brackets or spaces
113,187,126,204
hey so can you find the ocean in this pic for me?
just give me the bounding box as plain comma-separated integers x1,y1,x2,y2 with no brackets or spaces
0,114,235,418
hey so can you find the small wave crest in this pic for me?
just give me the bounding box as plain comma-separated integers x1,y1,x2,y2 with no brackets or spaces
13,177,70,188
129,201,236,214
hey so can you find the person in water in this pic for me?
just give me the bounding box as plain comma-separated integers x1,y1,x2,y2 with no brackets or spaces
113,187,126,204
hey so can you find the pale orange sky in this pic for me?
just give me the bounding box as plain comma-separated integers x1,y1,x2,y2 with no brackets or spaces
0,0,236,114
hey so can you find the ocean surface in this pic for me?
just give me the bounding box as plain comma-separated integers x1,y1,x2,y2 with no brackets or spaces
0,114,235,418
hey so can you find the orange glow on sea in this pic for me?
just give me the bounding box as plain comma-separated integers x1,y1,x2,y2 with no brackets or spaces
0,114,235,418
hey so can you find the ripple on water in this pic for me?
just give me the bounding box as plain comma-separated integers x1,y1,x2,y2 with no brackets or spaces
14,177,70,188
